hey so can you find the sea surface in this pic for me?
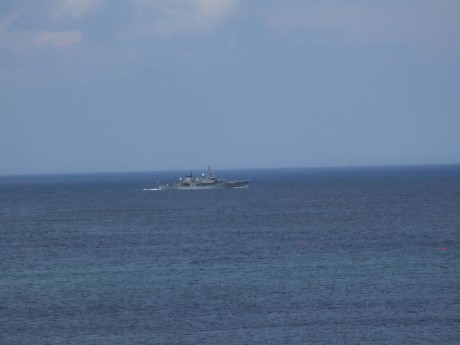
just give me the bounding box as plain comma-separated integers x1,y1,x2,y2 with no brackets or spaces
1,165,459,344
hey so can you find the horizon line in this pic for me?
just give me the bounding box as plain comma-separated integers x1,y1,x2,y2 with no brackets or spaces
1,162,459,178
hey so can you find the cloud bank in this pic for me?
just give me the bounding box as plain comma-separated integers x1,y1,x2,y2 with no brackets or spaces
2,0,458,52
1,0,458,80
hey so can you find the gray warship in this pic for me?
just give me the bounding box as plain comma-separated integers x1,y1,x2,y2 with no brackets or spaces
158,165,249,190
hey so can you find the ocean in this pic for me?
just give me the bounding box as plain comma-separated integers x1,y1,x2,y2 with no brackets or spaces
1,165,459,344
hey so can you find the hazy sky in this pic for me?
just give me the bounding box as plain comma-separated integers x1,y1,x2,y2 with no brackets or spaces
1,0,460,175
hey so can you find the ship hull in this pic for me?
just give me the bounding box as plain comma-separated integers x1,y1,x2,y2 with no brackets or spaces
159,180,249,190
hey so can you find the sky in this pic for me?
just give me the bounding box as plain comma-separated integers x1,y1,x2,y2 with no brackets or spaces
1,0,460,175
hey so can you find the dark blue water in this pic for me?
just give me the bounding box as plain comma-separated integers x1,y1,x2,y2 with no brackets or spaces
1,166,459,344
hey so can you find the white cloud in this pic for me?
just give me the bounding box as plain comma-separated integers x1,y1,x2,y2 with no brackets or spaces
0,13,33,55
0,12,82,56
53,0,105,19
262,0,460,54
35,30,82,47
124,0,238,38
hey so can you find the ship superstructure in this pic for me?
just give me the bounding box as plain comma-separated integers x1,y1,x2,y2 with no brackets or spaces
159,165,248,190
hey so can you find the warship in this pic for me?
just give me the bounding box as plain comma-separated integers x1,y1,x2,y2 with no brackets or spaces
158,165,249,190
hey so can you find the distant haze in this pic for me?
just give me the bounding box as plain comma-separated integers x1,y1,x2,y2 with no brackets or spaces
1,0,459,175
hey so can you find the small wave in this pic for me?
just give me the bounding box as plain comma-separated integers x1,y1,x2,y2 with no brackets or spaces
142,188,161,191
